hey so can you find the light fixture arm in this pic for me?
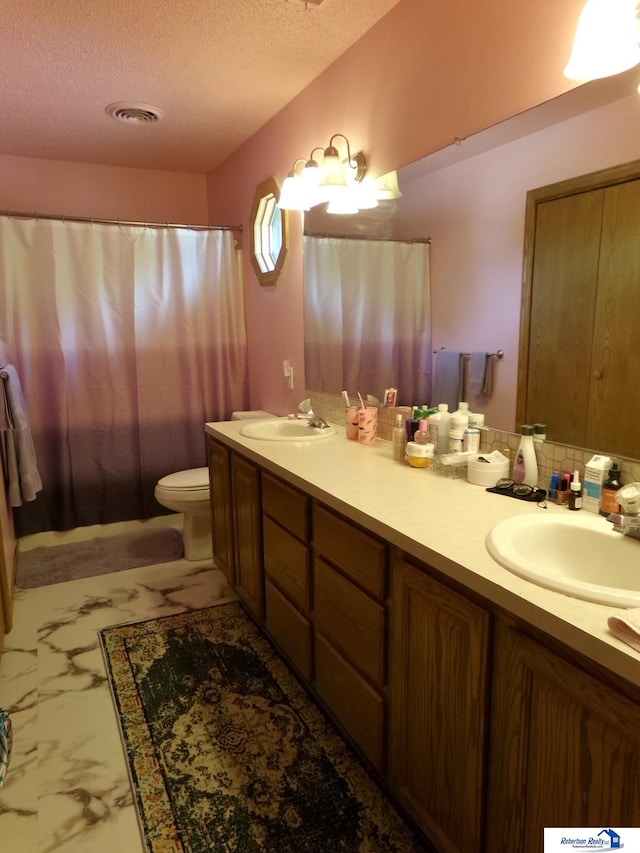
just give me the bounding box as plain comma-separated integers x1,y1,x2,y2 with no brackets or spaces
326,134,367,181
307,147,324,166
289,157,307,177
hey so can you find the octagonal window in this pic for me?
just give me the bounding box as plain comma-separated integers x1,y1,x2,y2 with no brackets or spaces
250,176,289,286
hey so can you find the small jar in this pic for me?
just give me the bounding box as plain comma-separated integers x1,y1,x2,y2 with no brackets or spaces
463,427,480,453
406,441,432,468
449,428,464,453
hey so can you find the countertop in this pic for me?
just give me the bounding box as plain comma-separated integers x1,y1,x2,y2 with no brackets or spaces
205,420,640,688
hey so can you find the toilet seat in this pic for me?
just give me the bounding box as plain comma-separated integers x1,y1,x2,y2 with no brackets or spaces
157,467,209,490
155,467,209,503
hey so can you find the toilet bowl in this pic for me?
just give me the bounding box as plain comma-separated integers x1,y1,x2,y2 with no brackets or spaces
154,467,211,561
154,411,273,561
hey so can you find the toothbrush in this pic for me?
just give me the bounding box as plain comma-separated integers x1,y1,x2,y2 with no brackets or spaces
341,390,350,407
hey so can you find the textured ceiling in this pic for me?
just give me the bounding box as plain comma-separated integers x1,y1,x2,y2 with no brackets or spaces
1,0,403,174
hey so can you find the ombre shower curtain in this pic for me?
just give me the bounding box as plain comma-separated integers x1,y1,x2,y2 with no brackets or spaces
303,236,432,404
0,218,249,534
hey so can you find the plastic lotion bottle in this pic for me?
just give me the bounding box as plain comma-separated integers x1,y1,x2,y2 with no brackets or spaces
428,403,451,454
569,470,583,511
512,425,538,485
392,413,407,461
452,402,470,428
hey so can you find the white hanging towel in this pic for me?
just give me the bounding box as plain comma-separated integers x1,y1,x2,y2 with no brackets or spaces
0,365,43,506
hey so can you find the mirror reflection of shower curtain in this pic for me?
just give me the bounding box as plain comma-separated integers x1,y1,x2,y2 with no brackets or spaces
303,236,431,404
0,218,249,535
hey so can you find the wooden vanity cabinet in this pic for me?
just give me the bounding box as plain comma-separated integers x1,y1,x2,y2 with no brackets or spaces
262,473,313,680
388,552,492,853
207,438,640,853
208,437,235,586
486,619,640,852
230,454,264,620
208,438,264,619
313,504,388,772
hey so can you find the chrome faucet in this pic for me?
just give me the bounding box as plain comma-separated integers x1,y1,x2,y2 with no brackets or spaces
606,482,640,539
295,398,330,429
308,414,331,430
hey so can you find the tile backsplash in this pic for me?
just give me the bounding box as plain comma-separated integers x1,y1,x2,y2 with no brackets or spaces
307,389,640,490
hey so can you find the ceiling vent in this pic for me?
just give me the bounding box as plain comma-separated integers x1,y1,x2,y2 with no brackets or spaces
105,102,165,124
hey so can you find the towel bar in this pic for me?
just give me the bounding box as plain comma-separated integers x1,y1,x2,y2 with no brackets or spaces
434,348,504,359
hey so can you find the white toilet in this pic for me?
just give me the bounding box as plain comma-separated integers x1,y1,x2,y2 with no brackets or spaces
154,411,273,561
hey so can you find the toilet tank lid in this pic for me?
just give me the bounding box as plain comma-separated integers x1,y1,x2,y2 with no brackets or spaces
157,467,209,489
231,410,273,420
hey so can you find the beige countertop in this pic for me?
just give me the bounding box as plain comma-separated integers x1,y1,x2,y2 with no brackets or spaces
205,420,640,688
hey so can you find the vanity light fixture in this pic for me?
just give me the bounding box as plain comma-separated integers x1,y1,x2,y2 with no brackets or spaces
278,159,311,211
564,0,640,81
278,133,376,214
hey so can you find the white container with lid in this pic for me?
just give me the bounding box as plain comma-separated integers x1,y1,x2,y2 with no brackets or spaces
467,451,510,486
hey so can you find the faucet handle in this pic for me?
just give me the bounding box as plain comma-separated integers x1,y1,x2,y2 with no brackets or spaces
617,482,640,515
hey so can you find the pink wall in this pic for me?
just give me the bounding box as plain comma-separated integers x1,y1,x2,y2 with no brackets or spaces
206,0,587,418
0,154,209,223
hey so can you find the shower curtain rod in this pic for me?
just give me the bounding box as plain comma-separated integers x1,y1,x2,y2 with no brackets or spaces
304,231,431,244
1,209,242,233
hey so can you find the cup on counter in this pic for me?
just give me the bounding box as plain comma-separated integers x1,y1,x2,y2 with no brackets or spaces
346,407,360,440
358,406,377,445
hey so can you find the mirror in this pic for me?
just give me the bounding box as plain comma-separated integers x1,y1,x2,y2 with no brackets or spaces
303,66,640,454
518,158,640,461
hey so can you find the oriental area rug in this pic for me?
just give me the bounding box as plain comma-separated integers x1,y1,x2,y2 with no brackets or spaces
100,602,427,853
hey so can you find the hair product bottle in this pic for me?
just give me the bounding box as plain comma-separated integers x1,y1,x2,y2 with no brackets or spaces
556,474,569,506
392,413,407,461
512,425,538,485
569,470,582,511
600,460,623,516
414,419,430,444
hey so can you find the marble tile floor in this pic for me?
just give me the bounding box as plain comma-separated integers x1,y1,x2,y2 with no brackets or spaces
0,516,238,853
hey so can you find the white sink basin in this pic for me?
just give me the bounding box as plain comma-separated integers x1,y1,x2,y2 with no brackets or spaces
486,512,640,608
239,417,337,442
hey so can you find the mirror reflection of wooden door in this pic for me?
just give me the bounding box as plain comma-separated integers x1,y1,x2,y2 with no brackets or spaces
588,179,640,457
522,169,640,459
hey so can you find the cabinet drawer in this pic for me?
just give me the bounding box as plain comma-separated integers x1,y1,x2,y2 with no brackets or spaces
265,580,312,681
263,516,311,614
313,505,386,600
315,557,385,688
315,633,385,772
262,473,309,541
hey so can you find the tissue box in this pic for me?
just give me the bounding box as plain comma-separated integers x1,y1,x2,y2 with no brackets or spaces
583,454,611,513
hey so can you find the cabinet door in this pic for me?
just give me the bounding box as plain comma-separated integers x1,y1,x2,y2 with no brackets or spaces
526,189,603,449
208,438,235,586
231,454,264,620
487,620,640,852
389,555,491,853
589,177,640,457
